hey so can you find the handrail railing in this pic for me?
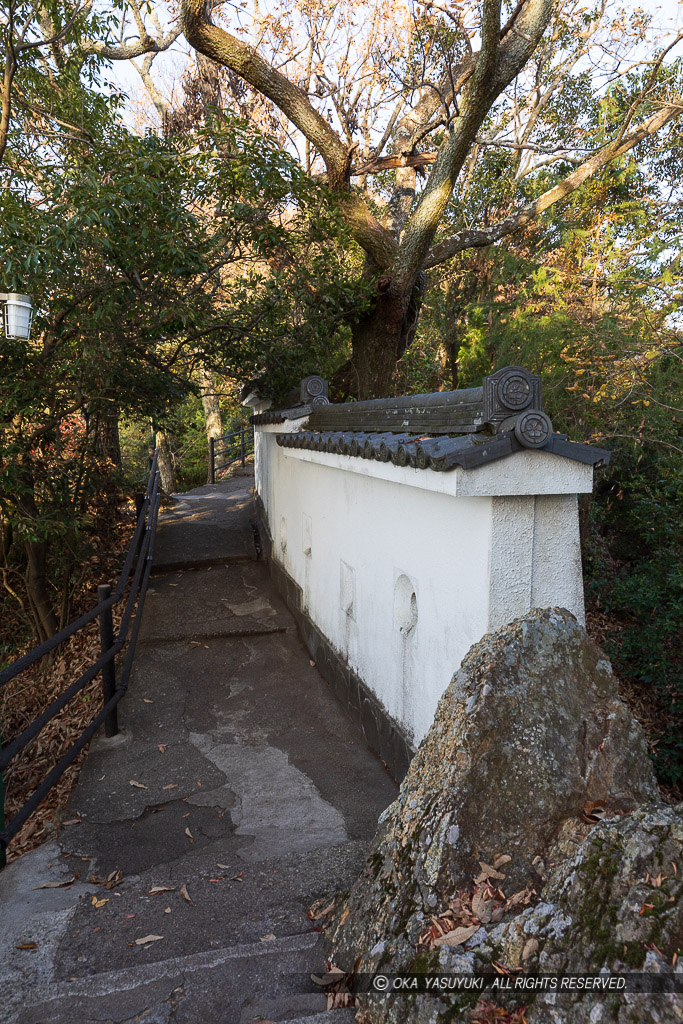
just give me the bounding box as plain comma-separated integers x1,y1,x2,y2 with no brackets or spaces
209,426,254,484
0,451,161,864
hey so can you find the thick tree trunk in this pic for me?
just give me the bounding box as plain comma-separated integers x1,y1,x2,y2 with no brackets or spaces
336,272,426,400
197,365,223,483
23,538,58,642
155,430,178,494
94,408,122,469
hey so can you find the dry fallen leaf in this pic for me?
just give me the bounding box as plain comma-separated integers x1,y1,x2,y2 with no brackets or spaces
158,744,167,754
582,802,609,823
434,925,478,948
15,943,37,950
129,780,148,790
149,885,176,895
522,938,539,960
162,784,177,790
104,870,123,890
507,889,533,909
135,934,164,945
180,884,194,905
143,698,154,703
472,892,492,924
164,907,172,914
62,819,81,826
185,827,194,842
33,877,76,890
91,896,109,908
493,854,512,869
477,861,506,881
308,900,335,921
260,933,277,942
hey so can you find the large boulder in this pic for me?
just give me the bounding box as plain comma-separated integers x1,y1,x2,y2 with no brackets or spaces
327,608,671,1022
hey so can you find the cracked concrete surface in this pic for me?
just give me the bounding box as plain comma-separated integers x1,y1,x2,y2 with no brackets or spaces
0,474,394,1024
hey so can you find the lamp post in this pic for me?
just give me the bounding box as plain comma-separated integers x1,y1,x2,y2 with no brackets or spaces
0,293,33,340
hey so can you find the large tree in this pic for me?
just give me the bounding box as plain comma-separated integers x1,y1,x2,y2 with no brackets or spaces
180,0,683,397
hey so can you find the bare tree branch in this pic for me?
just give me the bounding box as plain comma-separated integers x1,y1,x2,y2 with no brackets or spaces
394,0,553,289
425,102,683,268
79,20,181,61
181,0,398,267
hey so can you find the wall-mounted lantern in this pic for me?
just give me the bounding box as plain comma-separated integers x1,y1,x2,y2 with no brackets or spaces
0,293,33,340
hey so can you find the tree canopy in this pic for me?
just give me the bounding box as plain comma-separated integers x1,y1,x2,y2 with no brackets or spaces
177,0,683,396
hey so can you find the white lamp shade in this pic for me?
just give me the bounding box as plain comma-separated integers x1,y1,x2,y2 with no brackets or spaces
3,294,33,340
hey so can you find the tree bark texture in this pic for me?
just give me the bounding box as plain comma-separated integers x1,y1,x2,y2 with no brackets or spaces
93,408,122,469
155,430,178,495
23,537,58,642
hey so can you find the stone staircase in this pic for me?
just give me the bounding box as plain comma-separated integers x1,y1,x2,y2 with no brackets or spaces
0,474,395,1023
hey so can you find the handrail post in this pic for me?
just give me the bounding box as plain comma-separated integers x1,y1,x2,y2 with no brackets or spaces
97,584,119,738
135,491,145,521
240,427,245,467
209,436,215,484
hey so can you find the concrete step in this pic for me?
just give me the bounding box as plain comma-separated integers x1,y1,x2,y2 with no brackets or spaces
287,1013,357,1024
0,470,392,1024
13,932,341,1024
139,562,292,643
152,480,257,572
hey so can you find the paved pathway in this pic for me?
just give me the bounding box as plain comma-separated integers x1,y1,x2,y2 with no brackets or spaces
0,472,397,1024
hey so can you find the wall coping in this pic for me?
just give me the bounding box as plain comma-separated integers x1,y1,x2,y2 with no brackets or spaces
256,423,595,496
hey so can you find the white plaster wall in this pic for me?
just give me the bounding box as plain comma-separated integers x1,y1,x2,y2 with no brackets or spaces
255,424,592,745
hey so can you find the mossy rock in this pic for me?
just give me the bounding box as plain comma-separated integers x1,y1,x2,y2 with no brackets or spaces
327,609,677,1024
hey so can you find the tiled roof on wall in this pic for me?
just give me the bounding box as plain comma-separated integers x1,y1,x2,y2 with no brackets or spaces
256,367,611,471
275,428,610,472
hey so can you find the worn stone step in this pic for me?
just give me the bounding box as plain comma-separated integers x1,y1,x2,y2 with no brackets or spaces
139,562,292,643
287,1013,357,1024
152,480,257,572
12,932,334,1024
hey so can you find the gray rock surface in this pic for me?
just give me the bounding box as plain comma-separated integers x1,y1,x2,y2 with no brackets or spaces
328,608,676,1022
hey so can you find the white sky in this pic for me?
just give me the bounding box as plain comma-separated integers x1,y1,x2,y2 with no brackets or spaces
107,0,683,130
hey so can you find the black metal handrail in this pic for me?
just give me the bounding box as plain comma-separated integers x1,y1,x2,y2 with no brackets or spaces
0,452,161,863
209,426,254,484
